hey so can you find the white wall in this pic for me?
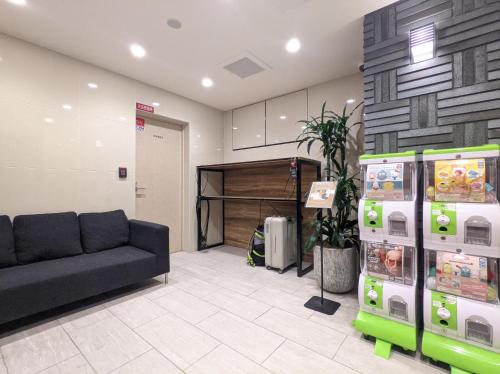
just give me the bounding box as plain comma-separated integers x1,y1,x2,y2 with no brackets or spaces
0,33,224,251
223,73,364,168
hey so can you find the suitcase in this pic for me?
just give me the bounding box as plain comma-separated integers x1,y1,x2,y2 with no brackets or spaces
264,216,297,273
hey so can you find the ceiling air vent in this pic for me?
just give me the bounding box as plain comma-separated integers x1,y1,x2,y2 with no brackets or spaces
223,55,268,79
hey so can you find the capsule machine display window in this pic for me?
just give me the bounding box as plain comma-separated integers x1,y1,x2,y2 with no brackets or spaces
388,211,408,237
465,216,491,246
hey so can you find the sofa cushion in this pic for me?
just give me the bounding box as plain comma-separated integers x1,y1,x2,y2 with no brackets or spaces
0,216,17,268
13,212,83,265
79,210,129,253
0,246,157,325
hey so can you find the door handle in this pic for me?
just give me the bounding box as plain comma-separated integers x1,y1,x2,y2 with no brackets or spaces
135,182,146,193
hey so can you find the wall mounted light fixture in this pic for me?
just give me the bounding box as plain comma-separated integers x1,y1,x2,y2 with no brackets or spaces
410,23,435,64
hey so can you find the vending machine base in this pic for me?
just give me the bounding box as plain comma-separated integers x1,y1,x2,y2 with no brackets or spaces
422,331,500,374
353,311,417,359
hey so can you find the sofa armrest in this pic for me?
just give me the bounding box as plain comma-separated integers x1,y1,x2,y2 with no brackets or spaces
129,219,169,274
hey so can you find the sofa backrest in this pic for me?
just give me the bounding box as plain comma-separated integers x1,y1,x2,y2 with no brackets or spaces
0,215,17,268
79,210,129,253
13,212,83,265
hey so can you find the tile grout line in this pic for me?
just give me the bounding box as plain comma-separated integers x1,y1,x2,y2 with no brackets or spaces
105,295,170,330
32,353,82,374
69,311,159,373
253,307,349,363
147,292,221,326
251,305,273,322
259,337,287,366
134,310,225,372
57,326,98,374
331,332,349,359
193,310,280,368
197,287,274,322
105,347,155,374
182,342,222,372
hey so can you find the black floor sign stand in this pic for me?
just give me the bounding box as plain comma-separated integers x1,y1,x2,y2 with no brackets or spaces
303,181,341,316
304,239,341,315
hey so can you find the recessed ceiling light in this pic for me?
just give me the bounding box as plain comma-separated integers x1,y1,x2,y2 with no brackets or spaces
286,38,301,53
301,125,307,129
7,0,27,6
152,102,160,107
346,99,355,104
201,77,214,88
62,104,72,111
280,115,287,120
197,134,201,138
129,43,146,58
232,127,238,130
119,116,126,121
256,134,262,138
87,82,98,89
45,117,54,123
167,18,182,30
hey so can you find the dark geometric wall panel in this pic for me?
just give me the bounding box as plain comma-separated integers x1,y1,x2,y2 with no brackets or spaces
364,0,500,153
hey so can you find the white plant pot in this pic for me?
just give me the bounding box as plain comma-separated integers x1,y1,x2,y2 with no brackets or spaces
313,245,356,293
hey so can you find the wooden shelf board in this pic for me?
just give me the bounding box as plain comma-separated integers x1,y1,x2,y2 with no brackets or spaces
199,195,298,202
197,157,320,171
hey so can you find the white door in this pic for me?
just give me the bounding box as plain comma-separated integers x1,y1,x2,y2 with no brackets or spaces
136,116,183,252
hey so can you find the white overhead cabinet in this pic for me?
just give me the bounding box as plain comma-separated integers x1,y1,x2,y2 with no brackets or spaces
265,89,307,145
232,101,266,150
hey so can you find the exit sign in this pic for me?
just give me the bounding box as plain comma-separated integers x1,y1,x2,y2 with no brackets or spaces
136,102,154,113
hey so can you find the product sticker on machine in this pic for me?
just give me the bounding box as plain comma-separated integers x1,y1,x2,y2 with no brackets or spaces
436,252,489,302
365,163,404,200
366,242,404,282
434,159,486,203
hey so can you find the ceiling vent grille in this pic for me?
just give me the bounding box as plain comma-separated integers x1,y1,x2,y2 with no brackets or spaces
223,56,267,79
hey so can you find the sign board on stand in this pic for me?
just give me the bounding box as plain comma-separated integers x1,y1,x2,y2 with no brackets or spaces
304,180,341,315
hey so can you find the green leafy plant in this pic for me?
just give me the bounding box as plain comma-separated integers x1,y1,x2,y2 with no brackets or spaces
297,101,363,250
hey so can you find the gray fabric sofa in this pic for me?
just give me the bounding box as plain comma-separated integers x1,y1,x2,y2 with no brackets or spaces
0,210,169,326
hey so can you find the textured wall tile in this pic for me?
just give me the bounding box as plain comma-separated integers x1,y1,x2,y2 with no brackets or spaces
365,0,500,153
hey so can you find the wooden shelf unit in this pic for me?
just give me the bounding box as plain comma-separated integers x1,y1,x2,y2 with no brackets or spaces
196,157,321,277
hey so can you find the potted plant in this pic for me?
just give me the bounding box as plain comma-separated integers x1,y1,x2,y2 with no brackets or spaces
297,101,362,293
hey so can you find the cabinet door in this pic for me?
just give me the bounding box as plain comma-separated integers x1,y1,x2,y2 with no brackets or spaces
232,101,265,150
266,90,307,145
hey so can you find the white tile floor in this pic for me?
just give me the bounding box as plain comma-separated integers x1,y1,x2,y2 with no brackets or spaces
0,246,447,374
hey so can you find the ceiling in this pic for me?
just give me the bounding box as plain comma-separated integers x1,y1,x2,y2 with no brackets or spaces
0,0,394,111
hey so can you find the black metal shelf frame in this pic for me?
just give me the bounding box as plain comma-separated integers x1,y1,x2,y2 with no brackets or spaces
196,157,321,277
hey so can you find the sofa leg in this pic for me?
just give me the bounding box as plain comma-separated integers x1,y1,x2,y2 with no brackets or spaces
164,273,168,284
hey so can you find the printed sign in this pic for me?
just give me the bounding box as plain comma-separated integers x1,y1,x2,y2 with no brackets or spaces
431,291,458,331
305,181,337,209
136,102,155,113
434,158,486,202
365,162,404,200
363,200,383,228
364,276,383,309
436,252,488,302
136,117,145,133
430,202,456,236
